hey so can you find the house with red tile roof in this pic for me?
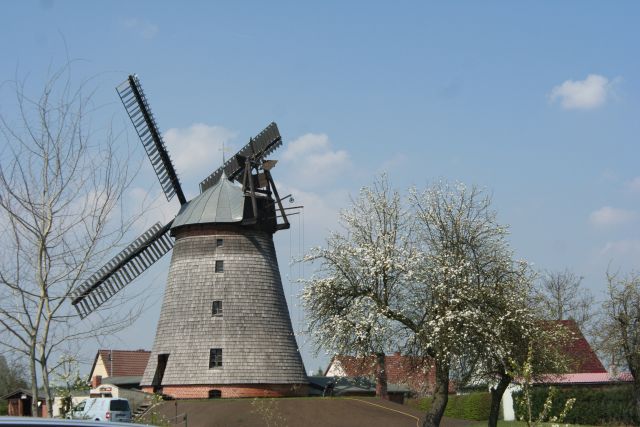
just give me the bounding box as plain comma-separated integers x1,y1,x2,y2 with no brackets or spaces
85,349,153,414
324,352,455,396
89,349,151,389
551,320,606,375
501,320,632,421
325,320,621,403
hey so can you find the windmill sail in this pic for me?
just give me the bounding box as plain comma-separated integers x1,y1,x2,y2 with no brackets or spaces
199,122,282,193
71,222,174,318
117,75,187,205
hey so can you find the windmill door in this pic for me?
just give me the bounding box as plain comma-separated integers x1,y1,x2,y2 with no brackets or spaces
152,354,169,393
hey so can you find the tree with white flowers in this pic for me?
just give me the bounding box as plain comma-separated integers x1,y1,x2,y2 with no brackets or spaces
303,177,542,427
302,176,415,400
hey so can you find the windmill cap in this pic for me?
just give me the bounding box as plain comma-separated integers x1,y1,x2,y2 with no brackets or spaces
171,177,244,228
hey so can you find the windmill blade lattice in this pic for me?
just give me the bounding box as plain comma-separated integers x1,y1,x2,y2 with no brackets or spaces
71,222,174,318
199,122,282,193
117,75,187,204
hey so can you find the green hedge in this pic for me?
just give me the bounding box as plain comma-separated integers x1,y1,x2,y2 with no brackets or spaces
0,400,7,416
408,392,492,421
513,385,638,425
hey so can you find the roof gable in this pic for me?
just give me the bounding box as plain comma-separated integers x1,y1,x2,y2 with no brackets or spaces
555,320,606,374
90,349,151,379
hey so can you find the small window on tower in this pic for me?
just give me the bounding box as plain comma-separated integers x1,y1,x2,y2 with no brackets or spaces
216,238,224,247
212,300,223,316
209,348,223,368
215,260,224,273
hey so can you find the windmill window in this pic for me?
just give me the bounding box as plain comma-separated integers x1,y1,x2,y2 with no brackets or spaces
216,238,224,247
215,260,224,273
209,348,223,368
212,300,223,316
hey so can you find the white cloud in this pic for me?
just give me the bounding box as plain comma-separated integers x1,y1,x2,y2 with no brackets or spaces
589,206,636,227
280,133,351,189
275,182,349,249
163,124,236,180
127,187,180,232
549,74,614,110
122,18,159,40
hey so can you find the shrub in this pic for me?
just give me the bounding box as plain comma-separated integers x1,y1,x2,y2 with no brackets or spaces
407,392,492,420
513,384,638,425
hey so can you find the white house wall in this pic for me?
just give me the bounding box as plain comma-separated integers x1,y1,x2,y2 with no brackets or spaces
325,361,345,377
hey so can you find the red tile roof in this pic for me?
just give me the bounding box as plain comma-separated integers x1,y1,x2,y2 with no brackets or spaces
536,372,634,385
90,349,151,378
554,320,606,374
326,353,455,394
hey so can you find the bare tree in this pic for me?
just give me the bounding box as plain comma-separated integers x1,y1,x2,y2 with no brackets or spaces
0,65,144,416
535,269,595,332
600,270,640,420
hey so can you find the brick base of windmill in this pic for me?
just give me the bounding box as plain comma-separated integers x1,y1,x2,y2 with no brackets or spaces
142,383,308,399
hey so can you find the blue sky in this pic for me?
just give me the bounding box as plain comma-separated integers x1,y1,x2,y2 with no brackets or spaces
1,1,639,374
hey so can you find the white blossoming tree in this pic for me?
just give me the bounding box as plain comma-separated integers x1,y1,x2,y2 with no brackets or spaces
302,176,415,399
303,178,548,427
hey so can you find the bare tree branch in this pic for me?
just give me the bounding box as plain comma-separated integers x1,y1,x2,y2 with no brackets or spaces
0,64,146,417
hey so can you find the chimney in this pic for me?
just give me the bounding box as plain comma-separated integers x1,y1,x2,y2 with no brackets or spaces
91,375,102,388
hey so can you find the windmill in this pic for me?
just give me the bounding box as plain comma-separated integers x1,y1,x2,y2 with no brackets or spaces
71,75,308,398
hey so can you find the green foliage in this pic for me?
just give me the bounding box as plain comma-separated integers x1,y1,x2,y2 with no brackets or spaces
408,392,492,421
513,385,638,425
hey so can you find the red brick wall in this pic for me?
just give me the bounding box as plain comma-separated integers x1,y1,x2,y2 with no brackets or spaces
145,384,308,399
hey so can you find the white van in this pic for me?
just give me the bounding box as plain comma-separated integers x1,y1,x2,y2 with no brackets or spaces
70,397,132,423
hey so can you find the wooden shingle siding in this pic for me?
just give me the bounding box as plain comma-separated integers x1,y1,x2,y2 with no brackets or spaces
141,227,308,391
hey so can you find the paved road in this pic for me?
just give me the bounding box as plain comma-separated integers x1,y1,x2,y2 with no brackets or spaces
148,397,474,427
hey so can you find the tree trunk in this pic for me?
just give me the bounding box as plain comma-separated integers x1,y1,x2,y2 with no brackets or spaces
422,359,449,427
375,352,389,400
625,350,639,422
488,372,512,427
40,362,54,417
29,352,38,417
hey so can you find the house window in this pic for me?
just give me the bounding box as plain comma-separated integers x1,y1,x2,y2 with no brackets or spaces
215,260,224,273
216,238,224,247
209,348,223,368
212,300,223,316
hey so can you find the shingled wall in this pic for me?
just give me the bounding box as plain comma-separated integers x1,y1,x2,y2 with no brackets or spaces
140,226,308,397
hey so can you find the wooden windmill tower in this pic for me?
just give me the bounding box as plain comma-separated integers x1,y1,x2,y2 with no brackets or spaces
71,75,308,398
